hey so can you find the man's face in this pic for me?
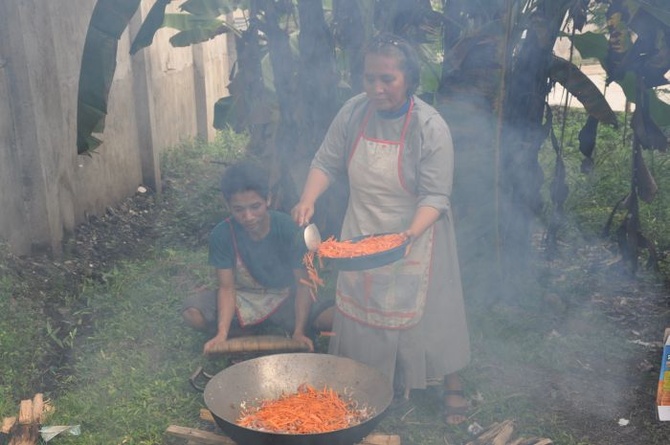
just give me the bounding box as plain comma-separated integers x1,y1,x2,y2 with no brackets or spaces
363,53,409,112
228,190,270,238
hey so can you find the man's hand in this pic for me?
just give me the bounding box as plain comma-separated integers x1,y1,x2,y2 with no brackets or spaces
292,332,314,352
203,333,228,355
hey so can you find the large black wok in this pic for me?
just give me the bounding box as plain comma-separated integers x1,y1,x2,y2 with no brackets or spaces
203,353,393,445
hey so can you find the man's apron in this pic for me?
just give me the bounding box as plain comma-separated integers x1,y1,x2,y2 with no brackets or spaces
227,220,290,327
337,99,434,329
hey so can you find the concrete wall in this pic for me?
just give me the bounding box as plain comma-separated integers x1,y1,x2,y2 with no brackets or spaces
0,0,232,255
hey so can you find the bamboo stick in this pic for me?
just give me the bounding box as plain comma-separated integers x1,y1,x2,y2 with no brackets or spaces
206,335,309,354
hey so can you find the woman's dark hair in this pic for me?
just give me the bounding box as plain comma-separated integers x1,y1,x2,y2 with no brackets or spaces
220,159,270,201
364,33,421,94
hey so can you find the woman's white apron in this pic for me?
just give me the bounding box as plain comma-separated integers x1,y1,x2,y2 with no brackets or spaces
337,99,434,329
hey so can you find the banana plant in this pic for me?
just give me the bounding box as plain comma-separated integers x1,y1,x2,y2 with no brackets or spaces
76,0,670,275
578,0,670,273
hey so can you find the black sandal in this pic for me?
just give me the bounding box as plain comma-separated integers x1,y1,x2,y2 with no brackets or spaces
442,389,470,425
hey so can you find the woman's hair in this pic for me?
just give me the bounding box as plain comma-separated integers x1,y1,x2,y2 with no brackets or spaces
364,33,421,94
220,159,270,201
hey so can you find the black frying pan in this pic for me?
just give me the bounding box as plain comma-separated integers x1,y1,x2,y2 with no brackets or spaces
203,353,393,445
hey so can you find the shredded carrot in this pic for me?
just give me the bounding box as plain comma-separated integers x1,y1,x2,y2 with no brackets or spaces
302,250,323,301
300,233,407,296
317,233,406,259
236,383,372,434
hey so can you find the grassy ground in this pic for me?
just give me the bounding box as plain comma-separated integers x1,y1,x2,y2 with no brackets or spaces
2,113,670,444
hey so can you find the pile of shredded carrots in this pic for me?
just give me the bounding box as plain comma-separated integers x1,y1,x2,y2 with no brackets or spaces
236,383,371,434
317,233,407,259
300,233,407,300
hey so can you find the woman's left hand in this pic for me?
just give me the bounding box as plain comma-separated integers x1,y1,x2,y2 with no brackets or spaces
401,231,414,257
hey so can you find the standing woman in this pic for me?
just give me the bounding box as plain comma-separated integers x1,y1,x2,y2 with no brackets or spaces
292,33,471,425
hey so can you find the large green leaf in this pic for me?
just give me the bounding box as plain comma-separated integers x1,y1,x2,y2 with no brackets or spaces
179,0,246,17
549,56,618,127
627,0,670,27
616,72,670,128
162,13,221,31
129,0,171,55
77,0,141,154
569,31,609,62
169,23,231,47
649,90,670,128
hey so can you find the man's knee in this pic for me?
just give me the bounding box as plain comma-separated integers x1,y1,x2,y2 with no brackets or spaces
182,307,207,331
312,305,335,332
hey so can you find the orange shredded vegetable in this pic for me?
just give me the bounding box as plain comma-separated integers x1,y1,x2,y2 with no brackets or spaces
300,233,407,299
317,233,406,259
236,383,371,434
302,250,323,301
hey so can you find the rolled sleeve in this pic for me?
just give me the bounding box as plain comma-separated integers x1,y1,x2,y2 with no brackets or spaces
416,114,454,213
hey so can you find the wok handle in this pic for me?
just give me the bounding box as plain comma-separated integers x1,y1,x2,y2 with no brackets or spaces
189,366,213,392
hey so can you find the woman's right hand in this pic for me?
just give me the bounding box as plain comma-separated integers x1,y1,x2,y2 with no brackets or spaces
291,201,315,227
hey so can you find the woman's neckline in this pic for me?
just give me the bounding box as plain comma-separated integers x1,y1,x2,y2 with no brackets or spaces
376,97,411,119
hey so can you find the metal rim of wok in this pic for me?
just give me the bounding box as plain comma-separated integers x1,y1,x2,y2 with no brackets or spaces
203,353,394,445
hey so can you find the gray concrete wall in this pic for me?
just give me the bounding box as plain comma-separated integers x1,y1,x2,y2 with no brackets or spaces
0,0,232,256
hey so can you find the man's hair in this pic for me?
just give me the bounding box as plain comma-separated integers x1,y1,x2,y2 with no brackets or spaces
220,159,270,202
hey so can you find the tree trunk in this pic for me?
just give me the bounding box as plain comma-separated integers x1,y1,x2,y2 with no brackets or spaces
296,1,347,238
498,2,573,300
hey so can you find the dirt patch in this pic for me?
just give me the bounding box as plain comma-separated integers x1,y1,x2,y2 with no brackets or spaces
1,188,166,393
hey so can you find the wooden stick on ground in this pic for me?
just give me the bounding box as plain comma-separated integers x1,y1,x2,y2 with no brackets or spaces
8,399,38,445
1,417,16,435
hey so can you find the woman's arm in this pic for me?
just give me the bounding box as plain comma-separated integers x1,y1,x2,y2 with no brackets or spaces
292,168,331,227
405,206,441,240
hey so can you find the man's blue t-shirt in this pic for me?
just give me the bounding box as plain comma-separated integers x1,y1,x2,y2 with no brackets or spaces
208,210,306,289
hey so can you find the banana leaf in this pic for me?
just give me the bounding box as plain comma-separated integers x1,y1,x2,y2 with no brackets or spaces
169,23,231,47
569,31,609,61
162,13,224,31
578,114,599,159
631,103,668,151
618,72,670,128
634,149,659,202
129,0,171,55
627,0,670,27
163,14,233,46
568,0,590,31
77,0,141,154
179,0,247,17
549,56,618,127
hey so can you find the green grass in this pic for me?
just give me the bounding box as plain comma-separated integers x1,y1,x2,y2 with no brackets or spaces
47,254,211,444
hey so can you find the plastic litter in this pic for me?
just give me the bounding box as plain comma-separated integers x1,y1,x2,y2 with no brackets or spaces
39,425,81,442
467,421,484,435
